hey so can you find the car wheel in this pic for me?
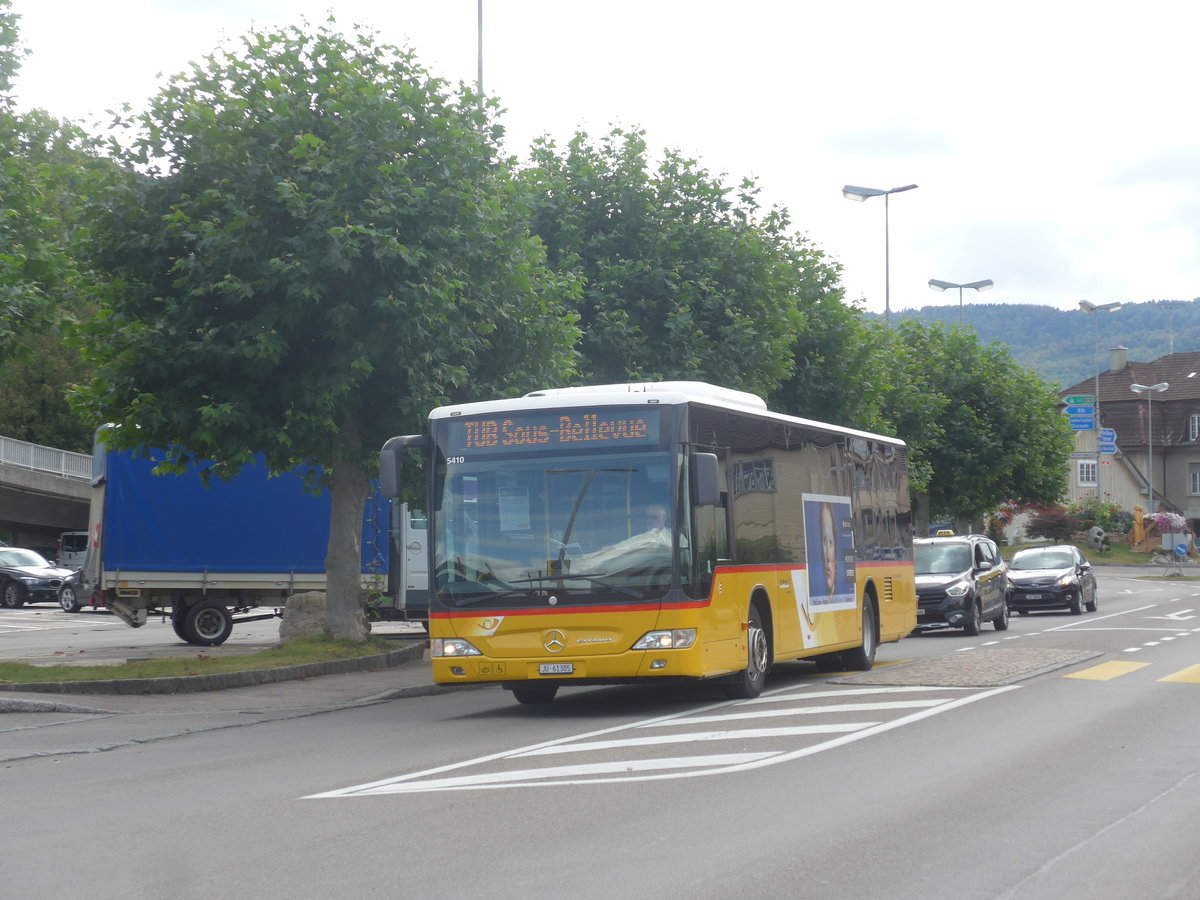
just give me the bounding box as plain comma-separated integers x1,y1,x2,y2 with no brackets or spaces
1085,587,1098,613
1069,590,1083,615
59,585,83,613
2,581,24,609
510,684,558,705
723,602,770,699
993,601,1010,631
963,599,982,636
182,599,234,646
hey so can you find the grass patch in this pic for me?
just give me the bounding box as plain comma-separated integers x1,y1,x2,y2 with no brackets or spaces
0,636,398,685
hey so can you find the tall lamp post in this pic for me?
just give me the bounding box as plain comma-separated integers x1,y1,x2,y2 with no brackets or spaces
477,0,484,94
1131,381,1169,510
1079,300,1122,497
843,183,918,327
928,278,995,325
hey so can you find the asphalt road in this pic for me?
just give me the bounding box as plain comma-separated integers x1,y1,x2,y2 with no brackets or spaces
0,602,424,665
3,567,1199,899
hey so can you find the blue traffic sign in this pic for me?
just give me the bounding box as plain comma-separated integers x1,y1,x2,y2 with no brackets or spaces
1069,416,1095,431
1100,428,1116,443
1065,405,1095,416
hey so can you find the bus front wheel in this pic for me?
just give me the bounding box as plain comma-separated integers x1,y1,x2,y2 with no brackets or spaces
723,603,770,699
511,684,558,705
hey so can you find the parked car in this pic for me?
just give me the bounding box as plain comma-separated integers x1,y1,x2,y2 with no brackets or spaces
57,568,99,613
0,548,74,608
1006,545,1097,615
914,534,1009,634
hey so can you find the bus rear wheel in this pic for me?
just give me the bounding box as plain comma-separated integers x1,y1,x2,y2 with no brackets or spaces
841,598,877,671
723,603,770,699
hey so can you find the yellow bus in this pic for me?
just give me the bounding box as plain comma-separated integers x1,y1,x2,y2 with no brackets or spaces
379,381,916,704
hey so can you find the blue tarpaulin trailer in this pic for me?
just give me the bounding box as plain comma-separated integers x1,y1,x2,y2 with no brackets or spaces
66,438,415,645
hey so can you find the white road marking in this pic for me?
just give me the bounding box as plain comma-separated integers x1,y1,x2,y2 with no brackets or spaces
307,684,1018,798
510,723,878,757
635,698,950,728
742,684,971,705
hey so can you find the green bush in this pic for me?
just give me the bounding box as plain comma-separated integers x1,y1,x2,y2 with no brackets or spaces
1068,495,1132,534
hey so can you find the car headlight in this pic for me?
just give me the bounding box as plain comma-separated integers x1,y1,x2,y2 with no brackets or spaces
430,638,483,657
1055,574,1076,588
632,629,696,650
20,577,44,587
944,580,971,598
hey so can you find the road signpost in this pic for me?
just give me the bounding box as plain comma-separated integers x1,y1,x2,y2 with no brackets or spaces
1065,395,1095,432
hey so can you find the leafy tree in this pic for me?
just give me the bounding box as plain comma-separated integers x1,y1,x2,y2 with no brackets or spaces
877,320,1073,531
524,128,822,398
0,1,107,448
769,311,895,434
74,21,580,640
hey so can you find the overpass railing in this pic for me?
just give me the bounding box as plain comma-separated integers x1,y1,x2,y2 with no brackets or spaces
0,435,92,481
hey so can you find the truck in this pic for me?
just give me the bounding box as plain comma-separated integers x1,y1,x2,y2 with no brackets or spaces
60,439,428,645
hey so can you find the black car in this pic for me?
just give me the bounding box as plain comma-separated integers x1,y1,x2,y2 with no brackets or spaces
914,534,1009,634
1006,545,1097,615
0,548,74,608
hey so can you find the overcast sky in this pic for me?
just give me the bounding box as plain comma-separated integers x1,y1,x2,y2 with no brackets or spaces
10,1,1199,318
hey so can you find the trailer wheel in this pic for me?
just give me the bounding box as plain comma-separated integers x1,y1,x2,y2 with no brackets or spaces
170,604,189,641
183,600,234,646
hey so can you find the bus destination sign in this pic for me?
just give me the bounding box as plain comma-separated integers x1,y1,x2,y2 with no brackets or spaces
444,408,662,454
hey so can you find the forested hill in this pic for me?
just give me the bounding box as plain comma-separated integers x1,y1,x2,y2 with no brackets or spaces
887,298,1200,389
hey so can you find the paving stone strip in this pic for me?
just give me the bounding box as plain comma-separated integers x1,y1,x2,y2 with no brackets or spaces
832,647,1102,688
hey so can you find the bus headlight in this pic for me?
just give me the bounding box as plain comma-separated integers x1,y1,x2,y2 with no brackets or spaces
430,638,483,657
632,629,696,650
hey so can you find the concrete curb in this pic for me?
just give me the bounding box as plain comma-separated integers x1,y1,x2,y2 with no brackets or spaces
0,640,427,697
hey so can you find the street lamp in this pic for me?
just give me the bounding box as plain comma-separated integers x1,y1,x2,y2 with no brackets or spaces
1079,300,1122,497
929,279,995,325
843,183,918,327
1131,381,1168,509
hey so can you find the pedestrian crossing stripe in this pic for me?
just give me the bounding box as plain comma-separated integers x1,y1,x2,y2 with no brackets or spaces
1158,665,1200,683
1065,661,1150,681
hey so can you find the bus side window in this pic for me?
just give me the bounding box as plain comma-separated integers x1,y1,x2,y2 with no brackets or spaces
692,491,729,599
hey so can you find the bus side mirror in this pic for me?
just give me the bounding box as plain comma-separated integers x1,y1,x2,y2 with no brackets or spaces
691,452,720,507
379,434,430,499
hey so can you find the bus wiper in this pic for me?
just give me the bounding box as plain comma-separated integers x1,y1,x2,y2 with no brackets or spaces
553,573,646,600
448,573,646,604
452,586,540,607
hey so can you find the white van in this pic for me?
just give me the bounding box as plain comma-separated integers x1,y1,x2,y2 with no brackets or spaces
57,531,88,569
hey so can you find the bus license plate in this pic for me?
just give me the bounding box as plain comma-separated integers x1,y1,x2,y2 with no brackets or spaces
538,663,574,675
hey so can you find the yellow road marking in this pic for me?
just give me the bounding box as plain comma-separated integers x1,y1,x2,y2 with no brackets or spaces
1158,665,1200,684
1065,661,1150,681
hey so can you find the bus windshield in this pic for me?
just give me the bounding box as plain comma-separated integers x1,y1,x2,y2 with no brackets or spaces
434,448,681,607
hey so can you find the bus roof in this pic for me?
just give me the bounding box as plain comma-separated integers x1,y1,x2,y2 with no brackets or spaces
427,381,906,448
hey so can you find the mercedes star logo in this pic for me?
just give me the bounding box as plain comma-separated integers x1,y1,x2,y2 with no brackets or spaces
543,630,566,653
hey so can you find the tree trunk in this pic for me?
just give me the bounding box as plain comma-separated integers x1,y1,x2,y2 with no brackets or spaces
324,457,371,641
914,492,931,538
